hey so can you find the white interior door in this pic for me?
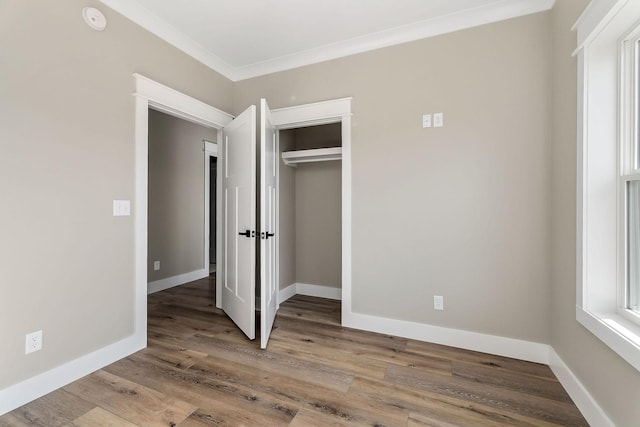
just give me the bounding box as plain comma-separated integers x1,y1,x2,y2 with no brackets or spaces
221,105,256,340
260,99,278,348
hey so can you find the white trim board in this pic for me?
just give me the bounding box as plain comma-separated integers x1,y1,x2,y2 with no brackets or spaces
0,334,145,416
279,283,342,304
573,0,622,53
147,268,209,295
203,140,220,305
271,98,352,129
231,0,555,81
279,284,298,304
100,0,553,81
548,350,615,427
99,1,236,79
297,283,342,300
134,74,234,129
345,311,550,364
204,141,218,155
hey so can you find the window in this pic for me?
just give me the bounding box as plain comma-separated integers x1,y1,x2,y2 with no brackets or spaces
576,0,640,373
622,31,640,319
627,182,640,311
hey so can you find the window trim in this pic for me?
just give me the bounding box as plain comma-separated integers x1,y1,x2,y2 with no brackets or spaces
576,0,640,373
619,30,640,323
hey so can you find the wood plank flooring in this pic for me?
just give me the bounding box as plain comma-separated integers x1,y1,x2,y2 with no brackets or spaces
0,275,588,426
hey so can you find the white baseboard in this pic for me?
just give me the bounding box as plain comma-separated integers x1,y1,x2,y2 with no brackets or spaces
280,285,544,362
278,283,341,304
342,309,613,426
147,268,208,294
343,311,550,364
0,333,145,416
548,349,615,427
278,283,297,304
296,283,342,300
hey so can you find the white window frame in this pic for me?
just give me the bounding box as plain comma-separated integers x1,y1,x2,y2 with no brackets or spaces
576,0,640,373
620,28,640,322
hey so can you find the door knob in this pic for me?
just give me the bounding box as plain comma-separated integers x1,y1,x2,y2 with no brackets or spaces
238,230,254,237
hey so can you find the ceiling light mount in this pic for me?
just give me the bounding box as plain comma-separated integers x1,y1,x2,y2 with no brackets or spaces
82,7,107,31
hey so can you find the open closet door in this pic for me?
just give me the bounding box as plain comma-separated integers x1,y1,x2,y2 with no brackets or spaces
260,98,278,348
221,105,256,340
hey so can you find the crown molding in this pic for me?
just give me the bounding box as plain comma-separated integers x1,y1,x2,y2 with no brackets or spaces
233,0,555,80
98,0,235,78
101,0,554,82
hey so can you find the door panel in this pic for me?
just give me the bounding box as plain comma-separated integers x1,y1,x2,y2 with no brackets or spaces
221,105,256,340
260,99,278,348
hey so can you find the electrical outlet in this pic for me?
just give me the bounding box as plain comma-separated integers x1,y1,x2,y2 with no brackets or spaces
113,199,131,216
434,295,444,311
153,261,160,271
25,330,43,354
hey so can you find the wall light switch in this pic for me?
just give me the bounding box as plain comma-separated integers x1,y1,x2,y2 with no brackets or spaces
433,113,444,128
422,114,432,128
113,200,131,216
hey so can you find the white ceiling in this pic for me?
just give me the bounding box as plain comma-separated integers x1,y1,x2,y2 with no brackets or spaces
99,0,555,81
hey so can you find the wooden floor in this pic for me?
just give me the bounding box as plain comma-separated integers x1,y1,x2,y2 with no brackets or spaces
1,275,588,426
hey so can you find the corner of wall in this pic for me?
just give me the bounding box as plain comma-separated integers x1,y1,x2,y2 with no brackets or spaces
548,349,615,427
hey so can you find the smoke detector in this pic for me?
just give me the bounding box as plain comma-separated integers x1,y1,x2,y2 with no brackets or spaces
82,7,107,31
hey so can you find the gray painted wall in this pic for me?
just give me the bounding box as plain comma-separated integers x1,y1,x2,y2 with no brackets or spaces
294,161,342,288
147,109,217,282
0,0,232,389
292,124,342,150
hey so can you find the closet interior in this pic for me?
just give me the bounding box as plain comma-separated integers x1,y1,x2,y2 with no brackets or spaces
278,123,343,298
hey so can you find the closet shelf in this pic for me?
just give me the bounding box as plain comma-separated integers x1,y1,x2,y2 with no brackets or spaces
282,147,342,167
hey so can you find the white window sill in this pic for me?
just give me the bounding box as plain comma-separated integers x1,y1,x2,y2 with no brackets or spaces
577,306,640,372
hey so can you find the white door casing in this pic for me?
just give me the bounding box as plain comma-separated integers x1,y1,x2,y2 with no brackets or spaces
134,74,351,348
270,97,352,322
204,140,218,276
260,99,278,348
221,105,256,340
